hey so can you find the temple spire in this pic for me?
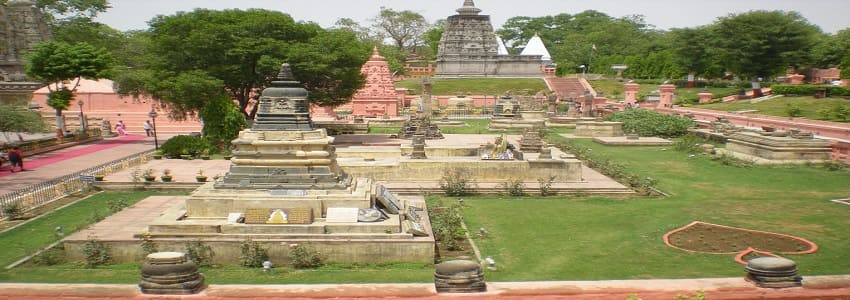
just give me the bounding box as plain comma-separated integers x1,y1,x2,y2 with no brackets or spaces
370,46,385,61
456,0,482,15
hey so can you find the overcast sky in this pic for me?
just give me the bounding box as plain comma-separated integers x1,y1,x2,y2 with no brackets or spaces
96,0,850,34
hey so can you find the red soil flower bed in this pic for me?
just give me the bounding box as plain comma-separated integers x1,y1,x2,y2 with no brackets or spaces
664,221,817,255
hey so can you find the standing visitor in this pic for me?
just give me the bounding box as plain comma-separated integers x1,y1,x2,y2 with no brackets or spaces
116,120,127,136
143,120,153,137
7,147,24,172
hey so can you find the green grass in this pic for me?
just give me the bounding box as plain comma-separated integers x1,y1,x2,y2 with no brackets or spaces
699,96,850,122
450,138,850,281
395,78,548,95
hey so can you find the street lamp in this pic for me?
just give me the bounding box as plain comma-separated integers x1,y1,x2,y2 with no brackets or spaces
148,108,158,150
77,100,86,135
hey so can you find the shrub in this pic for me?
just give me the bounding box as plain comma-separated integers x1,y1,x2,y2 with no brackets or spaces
33,244,66,266
184,240,213,267
500,178,526,196
785,103,803,117
159,135,209,158
712,154,754,168
107,198,128,213
2,202,23,220
439,168,474,196
140,234,158,257
239,239,269,268
82,236,111,268
673,134,707,153
602,109,694,138
537,175,557,196
289,245,323,269
428,203,466,251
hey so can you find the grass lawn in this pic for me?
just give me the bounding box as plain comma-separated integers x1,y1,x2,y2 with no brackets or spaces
698,96,850,122
452,137,850,281
395,78,548,95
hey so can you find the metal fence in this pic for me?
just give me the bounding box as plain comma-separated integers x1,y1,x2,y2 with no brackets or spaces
0,150,154,218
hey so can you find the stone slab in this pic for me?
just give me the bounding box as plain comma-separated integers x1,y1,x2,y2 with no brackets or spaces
326,207,360,223
592,136,673,146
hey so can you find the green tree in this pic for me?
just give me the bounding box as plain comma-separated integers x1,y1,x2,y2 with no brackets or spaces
713,10,821,81
841,51,850,79
371,7,429,51
51,17,126,56
669,26,723,79
25,41,112,133
810,29,850,68
423,21,445,60
122,9,368,120
0,0,110,23
200,96,247,152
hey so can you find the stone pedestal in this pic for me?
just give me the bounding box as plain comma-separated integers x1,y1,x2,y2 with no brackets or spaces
658,84,676,108
575,121,624,137
139,252,205,294
725,131,831,163
746,257,802,288
519,130,544,153
434,260,486,293
698,92,713,104
624,83,639,106
411,135,427,159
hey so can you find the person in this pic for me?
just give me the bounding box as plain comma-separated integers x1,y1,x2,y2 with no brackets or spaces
8,147,23,172
0,149,7,171
116,120,127,136
143,120,153,137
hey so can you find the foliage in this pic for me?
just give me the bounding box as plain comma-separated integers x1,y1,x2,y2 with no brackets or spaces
672,134,706,154
500,179,526,196
140,235,158,257
159,135,209,158
772,84,850,97
785,103,804,117
25,0,109,23
289,245,323,269
371,7,429,51
439,168,474,196
33,244,66,266
428,201,466,251
712,11,820,79
711,154,754,168
0,105,46,132
239,239,269,268
184,240,213,267
602,109,694,138
2,201,23,220
45,87,74,115
106,197,128,213
842,51,850,79
200,96,247,151
51,17,126,55
537,175,557,196
82,236,111,268
823,160,848,171
125,9,369,120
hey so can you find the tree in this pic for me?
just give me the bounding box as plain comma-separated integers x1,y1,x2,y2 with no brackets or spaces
669,26,723,78
422,21,445,60
0,0,109,23
121,9,369,120
841,51,850,79
200,96,247,152
51,17,126,56
713,10,821,81
371,7,429,51
25,41,112,133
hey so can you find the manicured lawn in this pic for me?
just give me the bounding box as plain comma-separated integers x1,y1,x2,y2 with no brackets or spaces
699,96,850,122
450,138,850,281
395,78,548,95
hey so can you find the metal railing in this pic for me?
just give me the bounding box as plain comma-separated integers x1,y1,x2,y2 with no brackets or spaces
0,150,154,218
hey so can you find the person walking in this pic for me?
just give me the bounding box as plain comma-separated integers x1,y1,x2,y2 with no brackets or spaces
116,120,127,136
7,146,24,172
143,120,153,137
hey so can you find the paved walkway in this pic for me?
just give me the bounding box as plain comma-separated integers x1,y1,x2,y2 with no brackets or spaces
0,134,156,194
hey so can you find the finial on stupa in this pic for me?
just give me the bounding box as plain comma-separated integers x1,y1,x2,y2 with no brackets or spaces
277,63,295,81
456,0,482,15
370,46,385,61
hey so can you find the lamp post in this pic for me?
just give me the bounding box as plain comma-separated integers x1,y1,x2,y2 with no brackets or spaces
148,109,158,150
77,100,86,135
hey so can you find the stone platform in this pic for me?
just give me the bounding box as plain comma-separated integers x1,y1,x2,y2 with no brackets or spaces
592,136,673,146
721,131,832,164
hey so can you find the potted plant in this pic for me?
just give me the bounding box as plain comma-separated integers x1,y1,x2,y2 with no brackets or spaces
196,169,208,182
222,150,233,160
152,150,163,160
143,169,156,182
161,169,173,182
94,173,105,181
180,149,193,160
200,149,211,160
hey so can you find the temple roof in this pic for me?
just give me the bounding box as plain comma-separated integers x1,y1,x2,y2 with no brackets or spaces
496,35,509,55
369,46,385,61
455,0,482,15
520,34,551,62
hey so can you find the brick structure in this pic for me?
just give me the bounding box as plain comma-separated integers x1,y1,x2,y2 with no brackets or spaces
349,47,401,117
0,0,52,105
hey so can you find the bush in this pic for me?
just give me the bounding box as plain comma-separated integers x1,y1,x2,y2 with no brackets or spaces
239,239,269,268
602,109,694,138
159,135,209,158
289,245,323,269
428,202,466,251
439,168,475,196
785,103,803,117
537,175,557,196
673,134,707,153
184,240,213,267
500,178,526,196
2,202,23,220
772,84,850,97
83,236,111,268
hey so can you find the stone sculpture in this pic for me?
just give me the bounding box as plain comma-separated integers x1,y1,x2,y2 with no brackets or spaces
139,252,205,294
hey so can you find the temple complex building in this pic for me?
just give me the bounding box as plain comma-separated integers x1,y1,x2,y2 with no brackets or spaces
0,0,51,105
347,47,402,117
435,0,544,77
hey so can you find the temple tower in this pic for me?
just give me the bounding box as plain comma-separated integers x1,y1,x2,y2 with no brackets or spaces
349,47,400,117
0,0,52,105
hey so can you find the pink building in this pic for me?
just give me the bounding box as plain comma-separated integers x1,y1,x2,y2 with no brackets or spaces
349,47,403,117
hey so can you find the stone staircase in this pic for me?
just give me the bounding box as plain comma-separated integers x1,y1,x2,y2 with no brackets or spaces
545,77,590,100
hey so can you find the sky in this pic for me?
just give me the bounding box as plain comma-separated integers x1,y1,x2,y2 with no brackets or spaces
96,0,850,34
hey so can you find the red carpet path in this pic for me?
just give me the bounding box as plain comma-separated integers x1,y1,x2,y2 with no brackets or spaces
0,134,145,178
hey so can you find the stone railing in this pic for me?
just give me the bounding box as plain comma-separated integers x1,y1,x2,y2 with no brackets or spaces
0,150,154,219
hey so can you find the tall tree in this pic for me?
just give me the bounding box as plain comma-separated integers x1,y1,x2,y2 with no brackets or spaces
371,7,429,51
117,8,368,121
713,10,821,81
669,26,723,78
25,41,112,133
0,0,110,23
